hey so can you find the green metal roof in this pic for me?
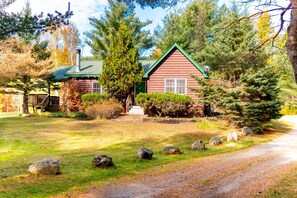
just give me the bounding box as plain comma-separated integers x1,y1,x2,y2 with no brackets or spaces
143,43,209,78
53,60,156,81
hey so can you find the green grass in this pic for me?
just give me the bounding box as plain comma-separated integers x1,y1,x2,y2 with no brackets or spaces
0,116,292,197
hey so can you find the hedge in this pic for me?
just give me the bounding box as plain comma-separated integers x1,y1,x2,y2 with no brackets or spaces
136,93,203,117
81,93,109,107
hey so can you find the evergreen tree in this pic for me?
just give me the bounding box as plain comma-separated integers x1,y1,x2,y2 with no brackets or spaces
86,0,152,58
0,0,72,40
199,5,267,81
193,69,282,132
235,69,282,132
154,0,220,56
99,24,143,101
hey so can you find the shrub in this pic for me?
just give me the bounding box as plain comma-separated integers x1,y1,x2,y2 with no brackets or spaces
135,93,199,117
81,93,109,107
85,100,123,119
280,101,297,115
60,79,85,112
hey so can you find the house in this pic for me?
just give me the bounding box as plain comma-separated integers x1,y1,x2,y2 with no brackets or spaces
53,44,208,100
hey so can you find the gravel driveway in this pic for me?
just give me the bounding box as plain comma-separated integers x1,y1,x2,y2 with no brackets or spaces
77,116,297,198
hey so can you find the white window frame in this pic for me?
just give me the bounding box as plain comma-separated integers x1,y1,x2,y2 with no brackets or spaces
92,82,103,94
164,78,187,95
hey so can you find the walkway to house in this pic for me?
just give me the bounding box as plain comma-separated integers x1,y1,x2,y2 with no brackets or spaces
78,116,297,198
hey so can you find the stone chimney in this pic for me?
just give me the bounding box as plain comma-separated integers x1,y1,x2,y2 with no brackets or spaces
75,48,81,73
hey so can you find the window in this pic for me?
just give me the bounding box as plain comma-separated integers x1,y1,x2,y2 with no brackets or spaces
92,82,104,94
164,78,187,95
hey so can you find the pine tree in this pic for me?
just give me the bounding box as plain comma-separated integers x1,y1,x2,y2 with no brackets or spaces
86,0,152,58
154,0,219,55
99,24,143,101
0,0,72,40
199,5,267,81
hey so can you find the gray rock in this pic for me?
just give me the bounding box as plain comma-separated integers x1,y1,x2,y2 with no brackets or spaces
138,147,153,160
210,136,223,145
227,131,239,142
241,126,253,136
191,140,206,150
164,146,181,155
92,154,114,168
28,158,60,175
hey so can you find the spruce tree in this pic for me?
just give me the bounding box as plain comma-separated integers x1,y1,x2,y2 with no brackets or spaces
99,24,143,101
235,69,282,132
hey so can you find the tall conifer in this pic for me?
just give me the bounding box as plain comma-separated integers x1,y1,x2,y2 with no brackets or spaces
99,24,143,101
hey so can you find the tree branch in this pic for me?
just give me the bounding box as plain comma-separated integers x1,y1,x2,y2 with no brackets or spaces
252,3,291,53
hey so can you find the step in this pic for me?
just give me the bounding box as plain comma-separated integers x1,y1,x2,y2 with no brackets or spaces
128,106,144,115
131,106,143,109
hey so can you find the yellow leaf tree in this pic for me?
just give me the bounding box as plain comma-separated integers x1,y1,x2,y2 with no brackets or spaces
256,12,274,53
0,38,52,114
49,23,79,66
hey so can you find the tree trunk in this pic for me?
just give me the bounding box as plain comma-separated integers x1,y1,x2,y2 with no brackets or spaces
22,90,30,114
286,0,297,82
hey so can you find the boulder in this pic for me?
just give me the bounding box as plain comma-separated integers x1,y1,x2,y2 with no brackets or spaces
227,131,239,142
92,154,114,168
138,147,153,160
28,158,60,175
164,146,181,155
191,140,206,150
241,126,253,136
210,136,223,145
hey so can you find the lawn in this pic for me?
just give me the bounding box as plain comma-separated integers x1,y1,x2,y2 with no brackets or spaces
0,115,292,197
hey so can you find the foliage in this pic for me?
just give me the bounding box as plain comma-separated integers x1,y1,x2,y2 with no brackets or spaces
0,38,52,114
194,69,282,132
0,0,72,40
86,0,152,58
60,79,85,112
135,93,199,117
119,0,178,8
150,48,162,59
99,24,143,101
0,93,16,112
256,12,274,52
49,23,80,66
199,5,267,81
280,101,297,115
81,93,109,107
85,100,123,119
154,0,220,58
155,1,266,81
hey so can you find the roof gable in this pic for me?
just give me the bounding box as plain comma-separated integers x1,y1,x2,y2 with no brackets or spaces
143,43,208,78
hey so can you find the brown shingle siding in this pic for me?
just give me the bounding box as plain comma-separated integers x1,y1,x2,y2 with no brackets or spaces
147,49,202,100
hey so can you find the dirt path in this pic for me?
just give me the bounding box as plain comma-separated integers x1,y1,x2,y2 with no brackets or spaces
77,116,297,198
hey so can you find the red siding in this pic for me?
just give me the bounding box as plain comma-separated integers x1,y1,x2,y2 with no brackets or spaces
147,48,203,99
77,79,98,94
